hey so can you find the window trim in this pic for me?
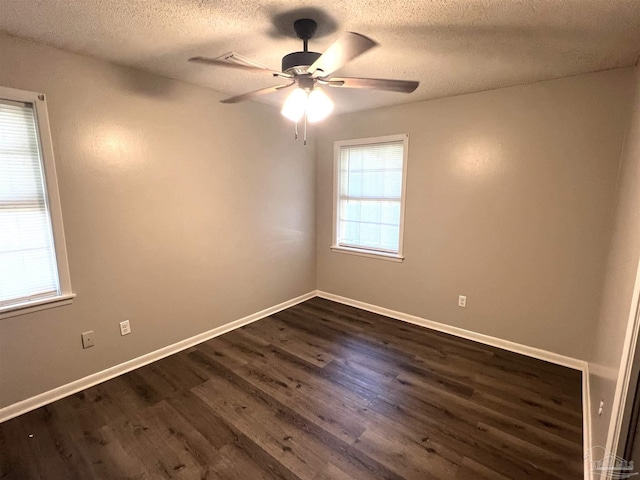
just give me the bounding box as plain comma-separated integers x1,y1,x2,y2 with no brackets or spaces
331,133,409,262
0,85,74,319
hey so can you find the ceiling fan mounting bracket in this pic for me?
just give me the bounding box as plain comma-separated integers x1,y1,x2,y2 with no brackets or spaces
293,19,318,42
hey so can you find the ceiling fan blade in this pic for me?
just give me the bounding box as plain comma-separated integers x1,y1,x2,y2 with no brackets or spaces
189,56,291,78
320,77,419,93
307,32,378,77
220,82,295,104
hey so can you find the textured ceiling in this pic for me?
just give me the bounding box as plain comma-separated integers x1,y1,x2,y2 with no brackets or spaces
2,0,640,114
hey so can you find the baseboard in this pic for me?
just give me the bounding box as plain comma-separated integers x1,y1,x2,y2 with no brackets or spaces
315,290,592,480
0,290,317,423
583,363,594,480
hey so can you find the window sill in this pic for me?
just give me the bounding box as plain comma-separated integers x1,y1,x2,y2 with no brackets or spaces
331,245,404,262
0,294,76,320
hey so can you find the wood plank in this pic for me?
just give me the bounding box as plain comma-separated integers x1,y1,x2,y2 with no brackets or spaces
365,397,564,480
191,355,404,480
73,424,148,479
236,357,370,444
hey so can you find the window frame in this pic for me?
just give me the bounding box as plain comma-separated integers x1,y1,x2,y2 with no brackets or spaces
331,133,409,262
0,85,74,319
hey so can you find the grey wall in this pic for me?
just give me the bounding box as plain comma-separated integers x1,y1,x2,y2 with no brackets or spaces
316,69,634,360
589,65,640,453
0,34,316,408
1,29,637,436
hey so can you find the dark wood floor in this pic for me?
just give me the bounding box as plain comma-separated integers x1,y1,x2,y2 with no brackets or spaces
0,298,584,479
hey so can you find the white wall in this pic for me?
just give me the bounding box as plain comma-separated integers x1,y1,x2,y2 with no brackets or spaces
0,34,316,408
589,65,640,455
316,69,634,360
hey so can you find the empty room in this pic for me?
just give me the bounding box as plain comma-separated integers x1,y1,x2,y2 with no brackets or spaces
1,1,640,479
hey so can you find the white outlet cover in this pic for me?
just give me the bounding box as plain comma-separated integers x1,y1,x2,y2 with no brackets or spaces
119,320,131,336
81,331,95,348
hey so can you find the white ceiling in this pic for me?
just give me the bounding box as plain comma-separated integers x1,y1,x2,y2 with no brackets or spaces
2,0,640,114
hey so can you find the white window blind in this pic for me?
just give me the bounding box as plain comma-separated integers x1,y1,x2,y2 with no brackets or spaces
337,139,405,254
0,98,61,307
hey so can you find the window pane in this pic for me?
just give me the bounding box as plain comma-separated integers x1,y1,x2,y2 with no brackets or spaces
347,172,363,197
384,170,402,197
380,201,401,226
340,170,349,197
380,225,400,251
0,99,60,306
359,223,381,247
340,200,361,221
340,220,361,245
360,202,381,223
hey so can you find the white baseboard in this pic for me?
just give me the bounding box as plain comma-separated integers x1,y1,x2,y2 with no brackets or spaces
583,363,594,480
0,290,317,424
315,290,592,480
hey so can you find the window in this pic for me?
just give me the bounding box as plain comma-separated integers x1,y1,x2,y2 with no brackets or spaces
332,134,408,261
0,86,73,318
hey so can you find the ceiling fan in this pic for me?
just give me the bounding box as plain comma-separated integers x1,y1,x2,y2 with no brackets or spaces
189,19,419,142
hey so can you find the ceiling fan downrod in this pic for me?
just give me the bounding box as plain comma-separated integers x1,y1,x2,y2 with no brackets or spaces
294,18,317,52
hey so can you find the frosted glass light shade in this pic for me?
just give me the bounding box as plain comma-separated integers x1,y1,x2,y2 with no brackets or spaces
281,88,307,122
281,87,334,123
306,89,334,123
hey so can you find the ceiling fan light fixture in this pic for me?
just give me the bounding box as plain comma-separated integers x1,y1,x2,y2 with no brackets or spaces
281,87,307,122
281,87,334,124
306,88,334,123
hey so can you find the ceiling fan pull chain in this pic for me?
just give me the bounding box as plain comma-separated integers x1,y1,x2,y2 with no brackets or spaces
304,114,308,146
295,121,298,140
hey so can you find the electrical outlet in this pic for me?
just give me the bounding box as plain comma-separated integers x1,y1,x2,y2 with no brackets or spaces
119,320,131,336
458,295,467,308
81,331,95,349
599,399,605,417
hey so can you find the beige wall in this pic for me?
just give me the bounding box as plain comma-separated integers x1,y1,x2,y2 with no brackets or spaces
0,34,316,408
316,69,634,360
589,65,640,453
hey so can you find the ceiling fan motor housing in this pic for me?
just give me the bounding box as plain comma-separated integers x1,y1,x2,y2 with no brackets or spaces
282,51,321,75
